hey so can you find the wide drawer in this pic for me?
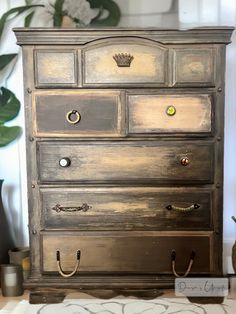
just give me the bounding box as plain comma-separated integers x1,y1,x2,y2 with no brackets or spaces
38,141,214,183
83,38,167,86
41,187,213,230
32,90,122,137
128,94,212,134
41,231,212,274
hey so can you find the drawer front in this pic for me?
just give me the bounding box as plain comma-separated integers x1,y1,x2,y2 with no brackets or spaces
173,48,216,86
33,91,122,137
35,50,77,87
84,39,167,86
128,94,212,134
38,141,214,183
41,232,212,274
41,187,212,230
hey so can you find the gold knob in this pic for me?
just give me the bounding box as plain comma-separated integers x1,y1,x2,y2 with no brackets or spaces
166,105,176,116
180,157,190,166
66,110,81,124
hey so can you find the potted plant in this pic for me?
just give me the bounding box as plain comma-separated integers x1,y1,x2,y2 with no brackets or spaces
47,0,121,27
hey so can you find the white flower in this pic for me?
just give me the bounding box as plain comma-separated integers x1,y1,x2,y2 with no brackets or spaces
63,0,98,25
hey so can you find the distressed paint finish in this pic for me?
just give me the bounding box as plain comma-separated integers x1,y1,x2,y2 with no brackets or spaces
33,90,123,137
14,27,233,302
84,39,167,85
35,50,77,87
41,187,213,230
128,94,212,134
41,231,212,274
38,141,214,183
173,48,216,86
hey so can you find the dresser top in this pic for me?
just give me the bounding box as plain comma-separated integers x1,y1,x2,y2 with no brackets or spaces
14,27,234,45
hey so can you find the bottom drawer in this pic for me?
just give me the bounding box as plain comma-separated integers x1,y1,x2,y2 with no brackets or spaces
41,232,212,275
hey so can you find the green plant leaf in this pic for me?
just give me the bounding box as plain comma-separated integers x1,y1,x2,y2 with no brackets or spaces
53,0,65,26
24,11,35,27
0,87,20,124
0,54,17,72
88,0,121,26
0,126,21,147
0,5,44,40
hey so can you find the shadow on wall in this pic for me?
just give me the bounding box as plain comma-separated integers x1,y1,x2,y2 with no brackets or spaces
0,180,26,263
0,180,15,264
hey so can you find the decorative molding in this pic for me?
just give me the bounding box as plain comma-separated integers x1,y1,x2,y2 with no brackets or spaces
14,27,234,45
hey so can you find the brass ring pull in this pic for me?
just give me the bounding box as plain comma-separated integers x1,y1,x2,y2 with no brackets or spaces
66,110,81,125
171,250,195,278
166,204,200,212
56,250,80,278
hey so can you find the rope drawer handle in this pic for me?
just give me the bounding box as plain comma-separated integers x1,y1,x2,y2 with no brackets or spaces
56,250,81,278
171,250,195,278
166,204,200,213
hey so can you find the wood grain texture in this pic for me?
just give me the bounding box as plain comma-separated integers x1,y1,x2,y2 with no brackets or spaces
128,94,212,134
41,186,213,230
33,90,122,137
41,231,212,274
13,28,233,300
38,141,214,183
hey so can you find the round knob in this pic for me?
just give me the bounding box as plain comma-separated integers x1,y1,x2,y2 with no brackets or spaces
166,105,176,116
59,157,71,168
180,157,190,166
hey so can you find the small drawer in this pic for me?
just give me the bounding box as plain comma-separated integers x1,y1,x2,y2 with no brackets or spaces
41,231,212,274
35,50,77,87
128,94,212,135
83,38,167,86
38,141,214,184
33,90,122,137
173,48,216,86
41,187,213,230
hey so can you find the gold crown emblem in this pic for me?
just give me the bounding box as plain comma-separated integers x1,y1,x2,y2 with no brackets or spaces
113,53,134,67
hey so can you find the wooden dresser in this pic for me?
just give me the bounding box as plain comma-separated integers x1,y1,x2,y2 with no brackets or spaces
14,27,233,303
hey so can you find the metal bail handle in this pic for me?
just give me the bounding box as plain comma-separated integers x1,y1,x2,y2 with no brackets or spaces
171,250,195,278
56,250,81,278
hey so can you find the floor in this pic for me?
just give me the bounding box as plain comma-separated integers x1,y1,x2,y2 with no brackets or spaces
2,288,236,311
0,289,176,309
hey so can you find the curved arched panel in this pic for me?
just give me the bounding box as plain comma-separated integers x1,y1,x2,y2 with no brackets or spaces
83,37,168,86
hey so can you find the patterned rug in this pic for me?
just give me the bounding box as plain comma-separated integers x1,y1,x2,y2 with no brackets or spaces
1,298,236,314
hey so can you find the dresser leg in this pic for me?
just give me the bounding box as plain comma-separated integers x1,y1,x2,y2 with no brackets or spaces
29,290,66,304
187,297,224,304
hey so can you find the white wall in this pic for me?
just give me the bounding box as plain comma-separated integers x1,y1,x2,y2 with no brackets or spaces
1,0,236,273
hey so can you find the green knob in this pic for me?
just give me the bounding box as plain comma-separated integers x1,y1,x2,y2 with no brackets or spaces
166,105,176,116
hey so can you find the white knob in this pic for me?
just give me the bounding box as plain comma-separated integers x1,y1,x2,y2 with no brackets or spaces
59,157,71,167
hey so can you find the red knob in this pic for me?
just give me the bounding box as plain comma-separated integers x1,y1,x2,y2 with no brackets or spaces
180,157,190,166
